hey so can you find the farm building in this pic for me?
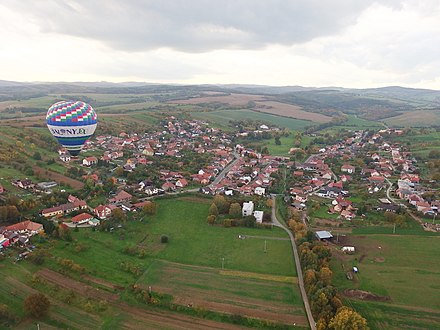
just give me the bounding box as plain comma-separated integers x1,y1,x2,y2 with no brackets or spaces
315,230,333,241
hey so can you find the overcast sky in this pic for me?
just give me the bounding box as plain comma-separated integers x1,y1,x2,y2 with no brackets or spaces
1,0,440,89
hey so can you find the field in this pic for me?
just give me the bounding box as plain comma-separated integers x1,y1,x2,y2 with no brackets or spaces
253,100,331,123
169,93,268,106
1,198,305,328
135,260,306,325
330,234,440,329
384,110,440,127
191,109,313,130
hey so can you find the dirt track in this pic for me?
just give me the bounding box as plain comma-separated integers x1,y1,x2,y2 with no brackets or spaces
36,268,247,329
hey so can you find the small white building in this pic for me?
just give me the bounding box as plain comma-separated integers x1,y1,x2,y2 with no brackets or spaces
242,201,254,217
253,210,264,223
254,187,266,196
342,246,355,253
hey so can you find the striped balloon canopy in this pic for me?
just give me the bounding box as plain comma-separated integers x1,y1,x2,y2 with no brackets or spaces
46,100,98,156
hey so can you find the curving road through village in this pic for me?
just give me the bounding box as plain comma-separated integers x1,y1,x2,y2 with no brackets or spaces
271,196,316,330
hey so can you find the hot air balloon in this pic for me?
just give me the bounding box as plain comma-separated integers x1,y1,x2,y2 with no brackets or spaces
46,100,98,156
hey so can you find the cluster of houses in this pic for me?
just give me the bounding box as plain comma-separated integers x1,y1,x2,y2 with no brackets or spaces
294,128,438,227
10,179,59,193
0,220,43,251
201,144,286,196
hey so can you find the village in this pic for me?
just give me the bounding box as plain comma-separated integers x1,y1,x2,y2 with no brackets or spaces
1,115,438,259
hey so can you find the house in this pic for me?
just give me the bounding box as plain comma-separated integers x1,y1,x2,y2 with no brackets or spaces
83,156,98,166
254,187,266,196
5,220,43,235
175,178,188,188
71,213,94,225
60,154,71,162
161,182,176,192
242,201,254,217
341,164,355,174
253,210,264,223
94,205,112,219
416,201,431,212
109,190,133,204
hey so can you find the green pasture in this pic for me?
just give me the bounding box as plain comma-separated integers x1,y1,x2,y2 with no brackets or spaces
190,109,313,130
49,199,296,288
331,235,440,311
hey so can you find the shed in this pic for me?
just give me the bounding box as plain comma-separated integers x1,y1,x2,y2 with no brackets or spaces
342,246,355,253
315,231,333,241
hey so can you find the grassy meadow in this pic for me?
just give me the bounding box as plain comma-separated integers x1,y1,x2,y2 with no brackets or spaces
330,234,440,329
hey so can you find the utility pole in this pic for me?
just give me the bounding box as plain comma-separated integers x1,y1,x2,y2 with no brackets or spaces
393,223,396,234
264,240,267,253
336,232,339,243
221,257,225,269
433,213,436,225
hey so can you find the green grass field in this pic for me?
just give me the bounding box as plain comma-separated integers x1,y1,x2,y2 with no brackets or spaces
190,109,313,130
50,199,296,283
331,234,440,329
0,197,304,328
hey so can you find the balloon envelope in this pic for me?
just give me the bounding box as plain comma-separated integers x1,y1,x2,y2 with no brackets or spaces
46,100,98,156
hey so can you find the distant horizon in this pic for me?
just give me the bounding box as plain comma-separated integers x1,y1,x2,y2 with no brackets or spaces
1,79,439,92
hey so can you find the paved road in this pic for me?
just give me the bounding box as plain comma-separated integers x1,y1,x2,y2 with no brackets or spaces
271,196,316,330
209,152,240,187
385,178,397,203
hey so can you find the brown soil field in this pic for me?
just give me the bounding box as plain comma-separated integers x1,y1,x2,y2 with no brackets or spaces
169,93,267,106
36,268,246,329
385,110,440,127
138,261,306,327
254,100,331,123
157,285,306,326
33,166,84,190
37,268,120,302
343,289,391,302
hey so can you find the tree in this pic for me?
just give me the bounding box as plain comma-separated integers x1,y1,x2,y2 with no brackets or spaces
319,266,333,286
209,203,219,217
243,215,256,227
24,293,50,318
207,215,216,224
0,303,16,326
111,208,127,223
33,152,42,160
275,136,281,145
228,203,242,218
213,195,229,214
328,306,369,330
142,202,157,215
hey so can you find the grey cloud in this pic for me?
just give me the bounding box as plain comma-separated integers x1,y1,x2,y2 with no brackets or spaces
5,0,399,52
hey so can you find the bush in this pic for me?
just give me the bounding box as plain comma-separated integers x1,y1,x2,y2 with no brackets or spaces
160,235,169,243
0,303,17,326
24,293,50,318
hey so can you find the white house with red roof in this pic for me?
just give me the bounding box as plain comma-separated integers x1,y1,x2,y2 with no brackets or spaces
94,205,112,219
83,156,98,166
71,213,94,225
